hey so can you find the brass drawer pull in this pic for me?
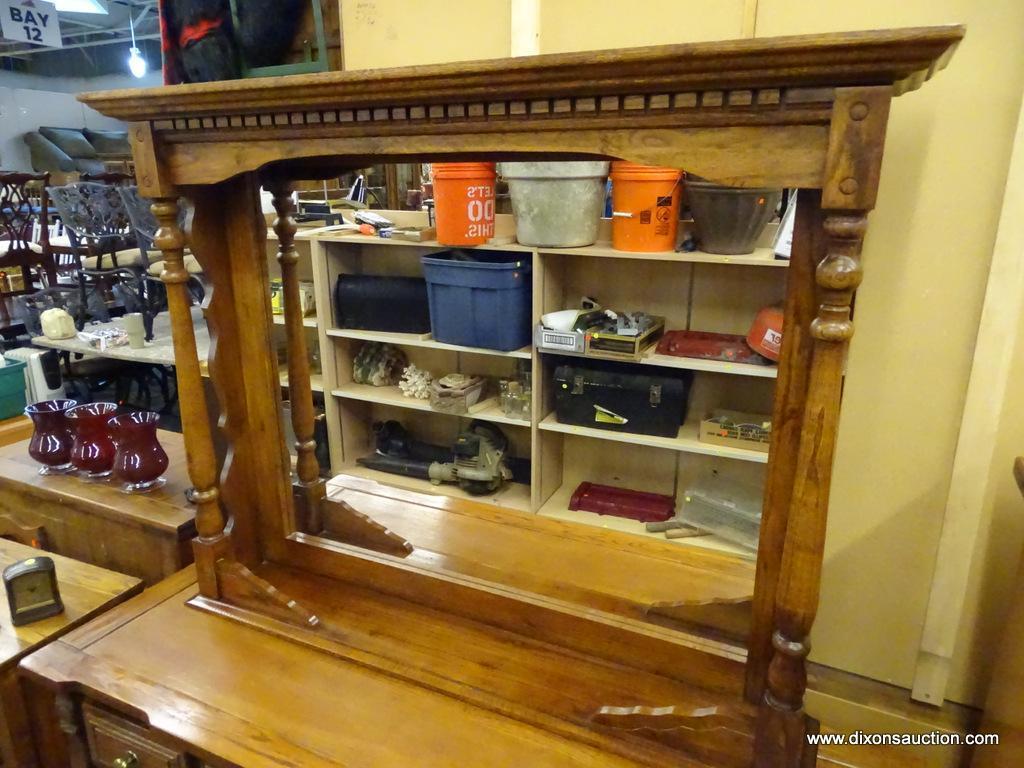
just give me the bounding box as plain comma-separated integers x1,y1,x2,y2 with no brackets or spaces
114,751,139,768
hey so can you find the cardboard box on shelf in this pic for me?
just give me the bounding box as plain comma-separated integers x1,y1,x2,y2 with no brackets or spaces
698,409,771,453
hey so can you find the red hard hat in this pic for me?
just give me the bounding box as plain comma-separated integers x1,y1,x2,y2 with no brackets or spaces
747,306,784,361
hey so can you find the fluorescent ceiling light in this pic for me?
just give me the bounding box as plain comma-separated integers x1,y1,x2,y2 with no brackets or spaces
53,0,109,14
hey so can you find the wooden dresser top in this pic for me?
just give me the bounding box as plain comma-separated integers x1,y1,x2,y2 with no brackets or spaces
22,567,715,767
0,539,140,673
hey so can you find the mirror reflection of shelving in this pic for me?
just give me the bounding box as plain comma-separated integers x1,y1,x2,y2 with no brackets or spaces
297,209,787,558
532,239,784,558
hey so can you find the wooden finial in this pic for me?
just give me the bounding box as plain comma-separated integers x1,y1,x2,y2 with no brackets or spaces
811,214,866,343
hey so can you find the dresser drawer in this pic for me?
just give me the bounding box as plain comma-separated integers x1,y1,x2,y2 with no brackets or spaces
83,703,189,768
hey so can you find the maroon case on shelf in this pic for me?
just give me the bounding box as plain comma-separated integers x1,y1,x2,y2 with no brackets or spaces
568,482,675,523
656,330,770,365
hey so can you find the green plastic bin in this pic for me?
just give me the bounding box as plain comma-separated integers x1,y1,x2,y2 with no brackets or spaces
0,358,28,421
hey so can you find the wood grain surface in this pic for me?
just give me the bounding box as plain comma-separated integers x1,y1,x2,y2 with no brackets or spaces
24,574,715,767
80,27,962,120
0,538,140,766
0,416,33,448
326,473,755,626
0,539,140,671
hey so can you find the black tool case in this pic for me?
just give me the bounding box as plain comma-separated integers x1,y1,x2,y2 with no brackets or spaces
553,362,692,438
334,274,431,333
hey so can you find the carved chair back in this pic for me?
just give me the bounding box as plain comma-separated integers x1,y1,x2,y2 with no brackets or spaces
46,182,136,268
0,171,56,293
118,186,164,262
119,186,190,250
118,186,203,338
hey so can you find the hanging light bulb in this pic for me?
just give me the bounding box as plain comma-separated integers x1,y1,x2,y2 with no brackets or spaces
128,47,147,78
126,11,147,79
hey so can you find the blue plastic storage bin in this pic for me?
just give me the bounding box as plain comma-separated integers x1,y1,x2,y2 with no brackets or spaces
0,358,27,420
421,251,532,351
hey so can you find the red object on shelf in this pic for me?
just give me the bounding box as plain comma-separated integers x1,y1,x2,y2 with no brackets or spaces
747,306,784,362
656,330,768,364
568,482,675,523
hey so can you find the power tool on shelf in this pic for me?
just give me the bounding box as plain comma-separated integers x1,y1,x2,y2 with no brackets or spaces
357,420,517,496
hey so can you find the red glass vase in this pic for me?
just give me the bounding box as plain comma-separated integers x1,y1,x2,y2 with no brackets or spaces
109,412,168,494
66,402,118,480
25,399,78,475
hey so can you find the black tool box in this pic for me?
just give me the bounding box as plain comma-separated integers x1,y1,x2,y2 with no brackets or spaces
553,362,692,438
334,274,431,333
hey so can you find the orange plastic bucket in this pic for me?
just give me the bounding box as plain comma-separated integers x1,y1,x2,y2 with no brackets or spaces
610,162,683,252
432,162,497,246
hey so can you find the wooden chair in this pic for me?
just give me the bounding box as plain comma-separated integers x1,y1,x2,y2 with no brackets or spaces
0,172,57,298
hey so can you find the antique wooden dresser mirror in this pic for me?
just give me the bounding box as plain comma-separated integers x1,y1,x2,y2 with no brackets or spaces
78,26,962,767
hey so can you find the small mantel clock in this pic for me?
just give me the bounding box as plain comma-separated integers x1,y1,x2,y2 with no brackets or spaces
4,556,63,626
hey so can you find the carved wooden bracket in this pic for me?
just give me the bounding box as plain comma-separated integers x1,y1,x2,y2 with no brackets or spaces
0,513,48,550
295,491,413,558
593,703,750,733
646,596,753,642
593,703,756,768
215,560,319,629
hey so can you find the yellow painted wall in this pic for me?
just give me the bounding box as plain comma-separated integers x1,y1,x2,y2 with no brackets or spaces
538,0,748,52
944,125,1024,707
340,0,511,70
755,0,1024,705
339,0,1024,706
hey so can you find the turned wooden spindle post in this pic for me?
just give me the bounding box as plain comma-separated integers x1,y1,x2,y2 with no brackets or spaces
268,185,327,530
153,198,232,590
753,87,889,765
755,212,866,766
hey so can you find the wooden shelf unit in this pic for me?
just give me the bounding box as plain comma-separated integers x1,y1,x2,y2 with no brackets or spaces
537,412,769,463
327,327,532,360
309,211,781,550
338,462,534,512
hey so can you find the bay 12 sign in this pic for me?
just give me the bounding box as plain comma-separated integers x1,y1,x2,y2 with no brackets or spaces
0,0,62,48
